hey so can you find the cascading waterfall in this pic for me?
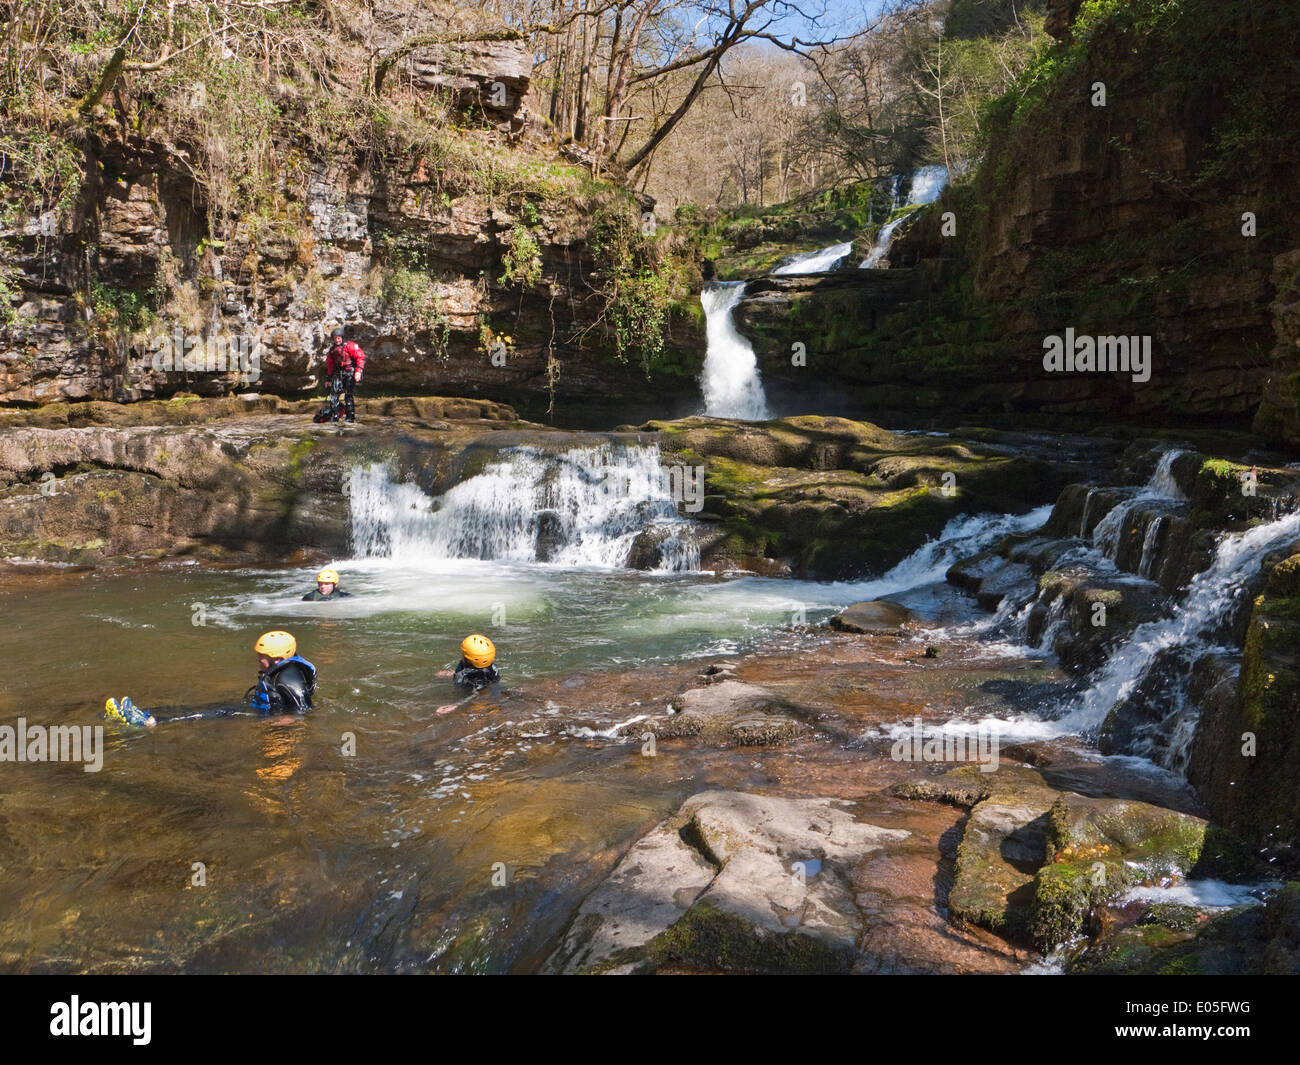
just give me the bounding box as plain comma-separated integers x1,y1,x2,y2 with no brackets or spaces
1138,515,1167,579
773,240,854,275
922,507,1300,759
1147,449,1188,499
700,282,771,420
1065,507,1300,744
1090,448,1189,561
833,505,1054,603
348,444,700,572
860,164,949,269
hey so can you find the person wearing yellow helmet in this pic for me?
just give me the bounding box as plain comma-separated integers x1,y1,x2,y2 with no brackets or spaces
246,630,316,714
434,634,499,714
302,567,350,601
104,630,317,727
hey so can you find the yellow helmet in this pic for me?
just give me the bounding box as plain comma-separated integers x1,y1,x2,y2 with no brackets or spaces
255,631,297,659
461,634,495,669
316,568,339,585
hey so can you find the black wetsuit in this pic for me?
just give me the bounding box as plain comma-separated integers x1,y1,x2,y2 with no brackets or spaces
302,589,351,601
453,658,499,693
314,368,354,422
247,655,317,714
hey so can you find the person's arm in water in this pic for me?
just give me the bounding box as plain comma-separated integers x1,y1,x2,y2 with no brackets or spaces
436,661,499,714
105,697,254,727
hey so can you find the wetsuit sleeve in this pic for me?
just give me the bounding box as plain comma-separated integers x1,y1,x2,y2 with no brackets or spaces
348,342,366,373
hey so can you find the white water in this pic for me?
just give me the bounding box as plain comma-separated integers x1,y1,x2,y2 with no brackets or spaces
1147,449,1188,500
940,507,1300,750
861,165,949,269
1068,509,1300,733
700,282,771,419
1122,880,1280,909
1090,449,1188,560
821,505,1053,603
349,445,700,571
773,240,854,275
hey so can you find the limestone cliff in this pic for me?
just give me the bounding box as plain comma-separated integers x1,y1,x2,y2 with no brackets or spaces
0,4,705,426
734,0,1300,436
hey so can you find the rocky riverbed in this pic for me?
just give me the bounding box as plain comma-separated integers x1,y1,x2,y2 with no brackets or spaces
2,398,1299,974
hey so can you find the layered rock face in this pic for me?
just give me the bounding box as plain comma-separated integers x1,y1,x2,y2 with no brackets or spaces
0,403,1096,576
735,0,1300,434
0,11,704,427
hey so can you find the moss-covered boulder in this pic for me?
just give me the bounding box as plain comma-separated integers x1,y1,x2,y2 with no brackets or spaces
895,764,1211,950
643,415,1073,579
1029,794,1207,950
1189,553,1300,864
1068,882,1300,975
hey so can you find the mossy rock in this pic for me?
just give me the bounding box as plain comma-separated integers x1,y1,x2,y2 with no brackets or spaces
1029,794,1208,950
1188,552,1300,864
1068,883,1300,975
646,900,855,975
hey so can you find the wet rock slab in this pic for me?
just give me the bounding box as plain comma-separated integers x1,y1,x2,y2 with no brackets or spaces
545,790,909,974
829,599,916,636
627,680,810,746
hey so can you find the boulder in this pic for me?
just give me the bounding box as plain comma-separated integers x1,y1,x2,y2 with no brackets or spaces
829,599,915,636
629,680,808,747
545,791,909,974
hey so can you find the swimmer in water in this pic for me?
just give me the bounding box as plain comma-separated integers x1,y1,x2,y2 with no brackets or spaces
435,634,499,715
104,630,316,726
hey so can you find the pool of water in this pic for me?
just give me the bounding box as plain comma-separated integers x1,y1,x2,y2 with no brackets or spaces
0,505,1068,973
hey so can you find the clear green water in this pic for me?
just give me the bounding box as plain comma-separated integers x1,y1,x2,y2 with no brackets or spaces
0,559,883,972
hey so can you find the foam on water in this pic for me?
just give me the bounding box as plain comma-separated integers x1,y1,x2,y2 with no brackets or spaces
1122,880,1280,909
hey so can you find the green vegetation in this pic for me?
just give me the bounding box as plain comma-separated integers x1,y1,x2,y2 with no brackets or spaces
588,200,696,374
500,223,543,289
376,239,451,359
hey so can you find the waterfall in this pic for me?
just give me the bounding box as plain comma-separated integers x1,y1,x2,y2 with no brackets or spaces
1147,448,1188,499
1090,448,1188,562
860,164,949,269
1065,508,1300,738
773,240,854,275
348,444,700,572
700,282,771,420
1137,514,1167,579
836,505,1053,602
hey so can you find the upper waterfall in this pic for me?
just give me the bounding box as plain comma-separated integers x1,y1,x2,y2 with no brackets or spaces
699,282,771,420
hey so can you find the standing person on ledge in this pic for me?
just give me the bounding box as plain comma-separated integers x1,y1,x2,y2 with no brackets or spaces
314,327,366,423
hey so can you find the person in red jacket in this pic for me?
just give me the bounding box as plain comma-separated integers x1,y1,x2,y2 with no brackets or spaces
315,327,366,423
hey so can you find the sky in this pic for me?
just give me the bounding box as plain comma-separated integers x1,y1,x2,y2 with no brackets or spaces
732,0,900,42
